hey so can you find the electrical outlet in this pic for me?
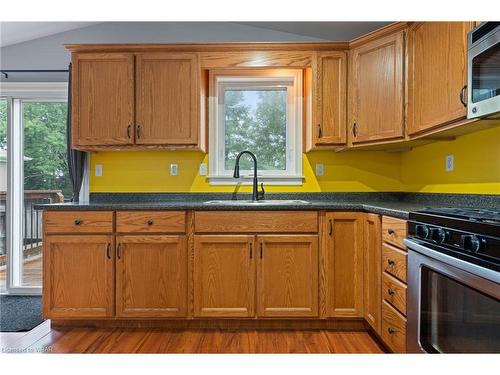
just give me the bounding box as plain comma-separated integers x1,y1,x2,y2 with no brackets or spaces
199,163,207,176
170,164,178,176
446,155,454,172
95,164,103,177
315,163,324,177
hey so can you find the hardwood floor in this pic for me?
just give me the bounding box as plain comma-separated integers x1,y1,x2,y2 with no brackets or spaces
0,255,42,293
0,321,385,353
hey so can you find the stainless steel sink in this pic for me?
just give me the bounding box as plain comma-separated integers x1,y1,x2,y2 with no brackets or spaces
203,199,311,206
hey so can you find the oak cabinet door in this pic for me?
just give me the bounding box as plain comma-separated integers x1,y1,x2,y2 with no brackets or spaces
407,22,472,135
324,212,364,317
135,53,200,145
349,31,405,143
72,53,134,147
43,235,115,318
364,213,382,334
257,235,318,317
312,51,347,146
193,235,255,317
115,235,187,318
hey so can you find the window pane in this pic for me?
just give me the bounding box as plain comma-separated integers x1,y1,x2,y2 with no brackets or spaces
0,99,7,293
224,89,287,171
22,101,69,287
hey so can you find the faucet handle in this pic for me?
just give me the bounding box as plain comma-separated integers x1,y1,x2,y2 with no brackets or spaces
257,182,265,200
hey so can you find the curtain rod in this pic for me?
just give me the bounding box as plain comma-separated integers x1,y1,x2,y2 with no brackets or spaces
1,69,69,79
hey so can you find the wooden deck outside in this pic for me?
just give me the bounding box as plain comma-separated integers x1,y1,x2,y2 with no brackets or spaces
0,255,42,293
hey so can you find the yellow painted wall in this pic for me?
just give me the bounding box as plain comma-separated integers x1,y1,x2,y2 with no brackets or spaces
400,126,500,194
89,127,500,195
89,150,403,193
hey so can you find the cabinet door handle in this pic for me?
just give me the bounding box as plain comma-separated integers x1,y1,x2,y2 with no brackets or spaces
352,123,357,137
388,327,397,334
136,125,141,139
388,288,395,296
329,219,333,236
387,258,395,266
116,243,121,260
249,243,253,259
260,242,263,259
317,123,322,138
106,243,111,259
459,85,467,107
127,124,131,139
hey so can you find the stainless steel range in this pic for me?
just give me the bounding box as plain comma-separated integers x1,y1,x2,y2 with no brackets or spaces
404,207,500,353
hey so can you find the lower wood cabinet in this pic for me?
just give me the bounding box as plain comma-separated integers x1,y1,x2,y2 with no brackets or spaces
193,235,255,317
257,235,319,317
363,213,382,334
43,235,115,319
324,212,364,317
115,235,187,318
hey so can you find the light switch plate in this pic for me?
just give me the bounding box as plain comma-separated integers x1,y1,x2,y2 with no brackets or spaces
445,155,454,172
199,163,207,176
95,164,103,177
170,164,178,176
315,163,324,177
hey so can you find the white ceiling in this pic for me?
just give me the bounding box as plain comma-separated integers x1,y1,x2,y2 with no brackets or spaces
0,22,100,47
0,21,391,48
236,22,391,41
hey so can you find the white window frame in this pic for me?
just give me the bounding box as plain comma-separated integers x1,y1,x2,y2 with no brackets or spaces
0,82,86,295
208,69,303,185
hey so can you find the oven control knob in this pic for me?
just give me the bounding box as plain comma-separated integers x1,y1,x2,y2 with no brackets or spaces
461,235,482,252
430,228,447,243
416,224,430,239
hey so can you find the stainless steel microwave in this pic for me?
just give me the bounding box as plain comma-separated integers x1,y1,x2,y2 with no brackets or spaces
467,22,500,119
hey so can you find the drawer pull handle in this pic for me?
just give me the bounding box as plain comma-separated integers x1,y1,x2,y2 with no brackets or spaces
387,228,395,235
147,219,154,226
106,243,111,259
388,288,395,296
387,258,395,266
388,327,397,334
74,219,82,225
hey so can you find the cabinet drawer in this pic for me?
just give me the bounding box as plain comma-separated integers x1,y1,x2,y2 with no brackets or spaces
382,272,407,316
382,243,407,282
194,211,318,233
382,216,407,249
44,211,113,233
116,211,186,233
382,300,407,353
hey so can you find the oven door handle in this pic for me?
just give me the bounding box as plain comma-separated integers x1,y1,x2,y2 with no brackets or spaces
404,238,500,284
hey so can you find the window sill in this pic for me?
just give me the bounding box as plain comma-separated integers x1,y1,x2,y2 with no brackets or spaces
207,175,304,186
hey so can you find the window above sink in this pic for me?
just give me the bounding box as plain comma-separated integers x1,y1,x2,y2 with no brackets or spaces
208,69,303,185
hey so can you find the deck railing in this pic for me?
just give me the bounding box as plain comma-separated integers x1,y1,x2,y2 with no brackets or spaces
0,190,64,265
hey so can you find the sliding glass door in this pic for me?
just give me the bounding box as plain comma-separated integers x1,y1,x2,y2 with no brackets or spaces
0,99,7,293
1,83,69,294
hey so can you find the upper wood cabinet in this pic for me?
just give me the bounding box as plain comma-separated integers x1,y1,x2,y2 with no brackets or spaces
363,213,382,334
407,22,473,135
71,51,201,150
324,212,364,318
115,235,187,318
72,53,135,147
349,31,405,144
308,51,347,149
135,53,199,145
193,235,255,318
257,235,319,317
43,234,115,319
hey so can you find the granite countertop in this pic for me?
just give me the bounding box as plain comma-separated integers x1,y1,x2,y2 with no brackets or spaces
35,192,500,220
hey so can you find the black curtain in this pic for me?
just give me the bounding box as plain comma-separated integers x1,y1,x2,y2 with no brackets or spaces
66,63,86,202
